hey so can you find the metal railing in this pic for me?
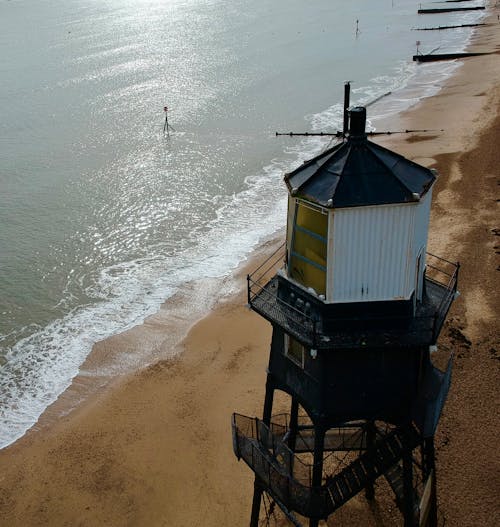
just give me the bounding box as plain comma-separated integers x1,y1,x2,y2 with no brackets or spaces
232,413,318,486
247,244,318,344
246,245,459,348
232,413,329,516
425,252,459,342
231,413,420,519
246,243,287,303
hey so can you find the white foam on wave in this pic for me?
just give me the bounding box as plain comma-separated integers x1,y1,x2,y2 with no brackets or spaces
0,255,175,448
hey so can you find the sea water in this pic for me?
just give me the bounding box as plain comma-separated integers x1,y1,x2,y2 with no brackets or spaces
0,0,486,447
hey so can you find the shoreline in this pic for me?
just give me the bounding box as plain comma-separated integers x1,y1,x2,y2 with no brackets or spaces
1,4,499,526
3,228,286,451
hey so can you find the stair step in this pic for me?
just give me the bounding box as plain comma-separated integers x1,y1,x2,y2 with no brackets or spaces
376,443,396,467
386,434,404,454
352,461,368,483
385,464,404,497
327,479,343,505
337,476,350,497
344,467,359,491
359,457,377,478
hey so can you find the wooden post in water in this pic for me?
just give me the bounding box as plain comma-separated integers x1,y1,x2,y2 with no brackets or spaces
163,106,175,134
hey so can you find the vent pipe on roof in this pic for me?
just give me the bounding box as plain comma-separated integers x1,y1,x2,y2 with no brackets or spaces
349,106,367,138
343,81,351,137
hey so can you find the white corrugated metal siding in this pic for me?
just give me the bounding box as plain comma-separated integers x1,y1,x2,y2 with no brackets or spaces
330,203,419,303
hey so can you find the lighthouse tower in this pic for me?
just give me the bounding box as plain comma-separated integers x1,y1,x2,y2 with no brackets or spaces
232,106,459,526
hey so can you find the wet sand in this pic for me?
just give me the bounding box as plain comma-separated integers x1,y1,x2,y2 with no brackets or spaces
1,7,499,527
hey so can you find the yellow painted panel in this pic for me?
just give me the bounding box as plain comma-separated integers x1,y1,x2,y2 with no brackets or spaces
296,203,328,236
289,203,327,295
293,230,327,264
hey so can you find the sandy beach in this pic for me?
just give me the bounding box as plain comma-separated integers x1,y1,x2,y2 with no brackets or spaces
1,7,500,527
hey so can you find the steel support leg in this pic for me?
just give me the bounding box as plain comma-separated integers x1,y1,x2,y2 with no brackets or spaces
365,420,376,500
402,426,416,527
309,423,326,527
423,437,438,527
262,375,274,425
250,479,263,527
249,375,275,526
289,398,299,451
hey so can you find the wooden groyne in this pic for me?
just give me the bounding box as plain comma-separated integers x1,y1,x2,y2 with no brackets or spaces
413,23,486,31
413,52,490,62
418,6,485,14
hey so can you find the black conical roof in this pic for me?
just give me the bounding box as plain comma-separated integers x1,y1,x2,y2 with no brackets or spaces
285,124,435,209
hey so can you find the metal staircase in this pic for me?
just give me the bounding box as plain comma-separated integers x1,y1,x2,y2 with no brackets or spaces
323,426,420,513
232,414,421,520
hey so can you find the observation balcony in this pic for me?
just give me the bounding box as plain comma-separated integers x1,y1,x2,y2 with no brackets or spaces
247,244,459,350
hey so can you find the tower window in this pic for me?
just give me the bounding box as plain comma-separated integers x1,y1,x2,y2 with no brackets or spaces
289,201,328,295
285,335,305,368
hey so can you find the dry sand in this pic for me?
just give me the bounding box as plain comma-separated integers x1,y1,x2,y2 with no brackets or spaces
1,8,499,527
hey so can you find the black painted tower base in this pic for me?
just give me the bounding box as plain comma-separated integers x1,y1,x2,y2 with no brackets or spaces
239,375,439,527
